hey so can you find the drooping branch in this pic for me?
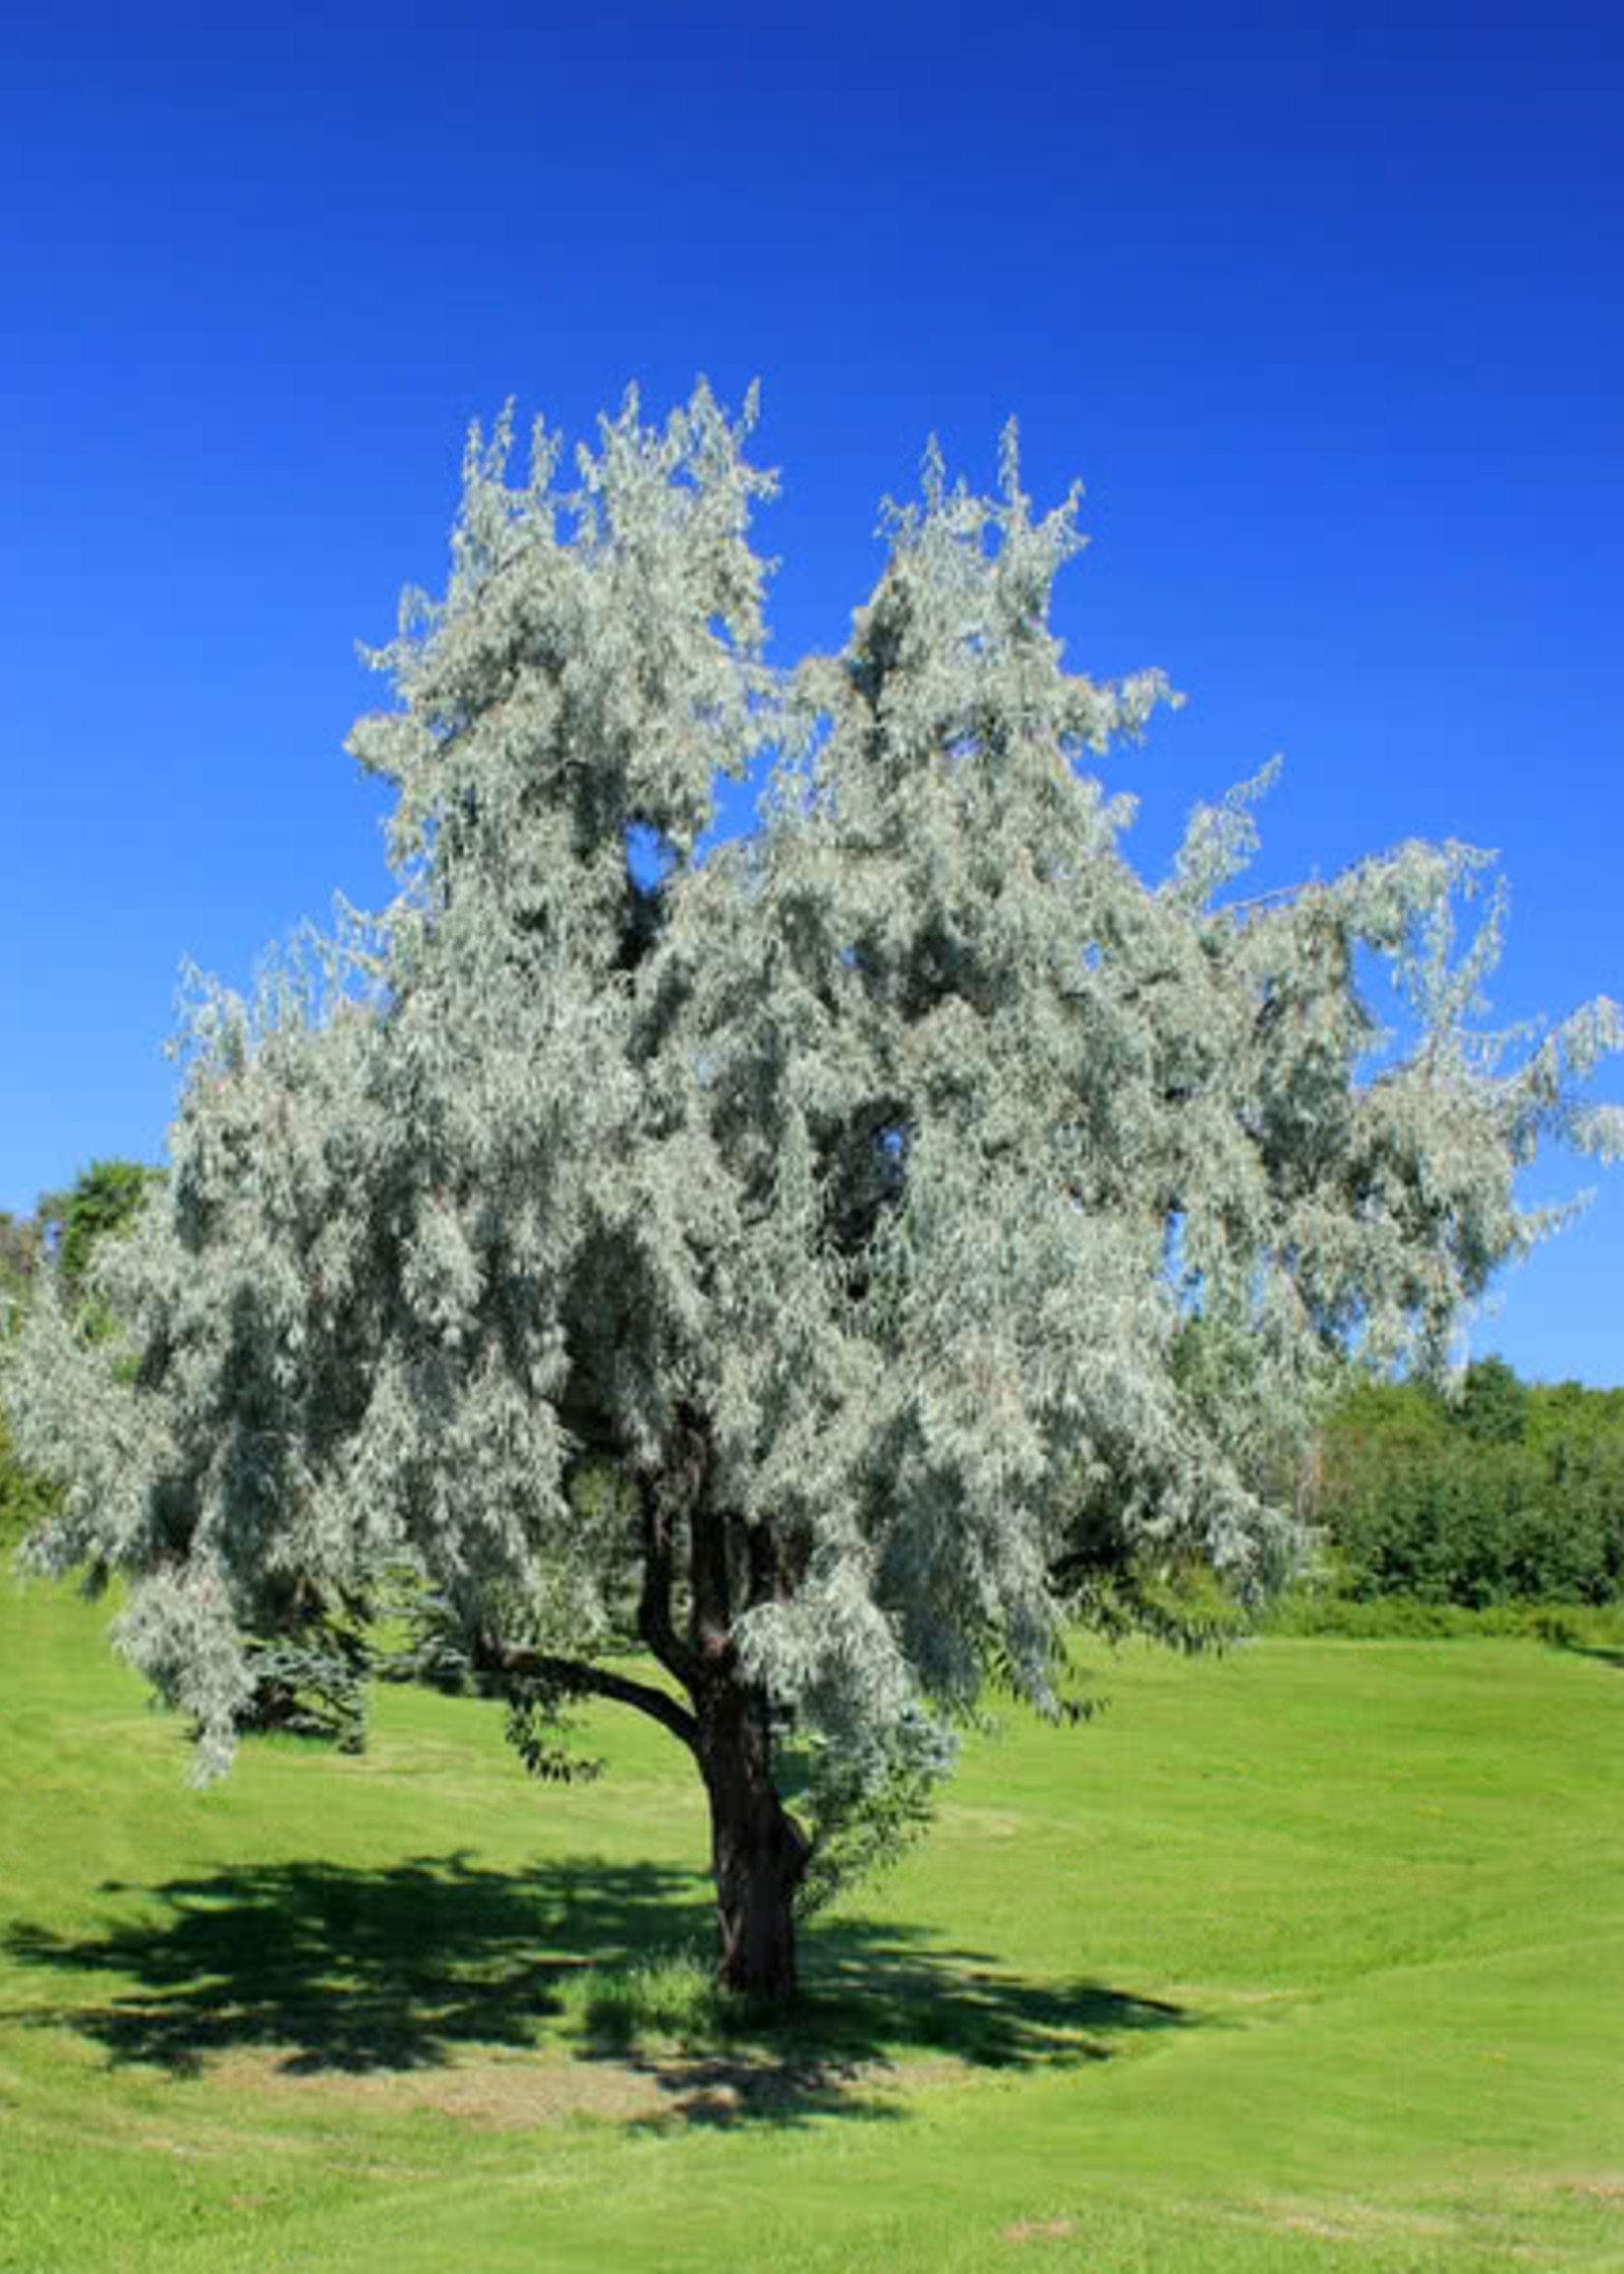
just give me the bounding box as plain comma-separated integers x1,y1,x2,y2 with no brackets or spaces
469,1637,699,1753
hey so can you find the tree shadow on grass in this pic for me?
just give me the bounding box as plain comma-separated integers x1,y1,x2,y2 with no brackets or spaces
3,1852,1192,2128
1545,1633,1624,1673
4,1852,704,2076
583,1924,1192,2130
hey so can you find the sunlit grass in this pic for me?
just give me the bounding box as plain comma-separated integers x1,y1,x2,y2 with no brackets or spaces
2,1577,1622,2271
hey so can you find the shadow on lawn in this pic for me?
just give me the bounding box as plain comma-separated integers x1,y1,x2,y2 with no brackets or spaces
3,1851,1191,2126
1547,1634,1624,1673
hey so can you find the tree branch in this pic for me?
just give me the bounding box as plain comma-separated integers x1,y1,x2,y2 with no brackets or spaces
634,1470,703,1692
469,1638,699,1753
679,1407,735,1665
1215,878,1316,920
746,1516,804,1612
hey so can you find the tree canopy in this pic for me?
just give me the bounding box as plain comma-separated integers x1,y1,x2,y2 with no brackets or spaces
6,384,1620,2003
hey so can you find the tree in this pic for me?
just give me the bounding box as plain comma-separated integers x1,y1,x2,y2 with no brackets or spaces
6,385,1620,2006
1452,1355,1530,1445
0,1211,43,1313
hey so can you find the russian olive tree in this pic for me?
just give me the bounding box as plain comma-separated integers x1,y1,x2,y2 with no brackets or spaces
9,386,1619,2004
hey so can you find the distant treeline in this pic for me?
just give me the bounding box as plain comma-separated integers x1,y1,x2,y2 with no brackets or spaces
1307,1358,1624,1608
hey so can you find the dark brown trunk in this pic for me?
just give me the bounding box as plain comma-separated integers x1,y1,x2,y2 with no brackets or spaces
698,1675,808,2008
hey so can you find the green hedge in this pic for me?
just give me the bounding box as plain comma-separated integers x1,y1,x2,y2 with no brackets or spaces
1261,1592,1624,1643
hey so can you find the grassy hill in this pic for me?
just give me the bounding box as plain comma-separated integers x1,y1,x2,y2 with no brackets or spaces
2,1578,1621,2272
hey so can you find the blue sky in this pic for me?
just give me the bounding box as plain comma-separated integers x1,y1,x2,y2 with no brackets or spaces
3,1,1620,1381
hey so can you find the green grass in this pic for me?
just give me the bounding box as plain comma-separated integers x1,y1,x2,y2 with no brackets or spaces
3,1582,1622,2272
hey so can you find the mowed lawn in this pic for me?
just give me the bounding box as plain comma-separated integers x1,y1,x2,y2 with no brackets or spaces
2,1580,1621,2274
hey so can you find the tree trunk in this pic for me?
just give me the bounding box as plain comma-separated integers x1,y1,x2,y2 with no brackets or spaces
698,1676,808,2008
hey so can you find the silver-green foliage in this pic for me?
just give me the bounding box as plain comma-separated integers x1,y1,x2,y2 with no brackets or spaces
7,384,1620,1789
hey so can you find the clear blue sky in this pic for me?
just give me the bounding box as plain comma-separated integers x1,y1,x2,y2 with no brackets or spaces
3,1,1620,1382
